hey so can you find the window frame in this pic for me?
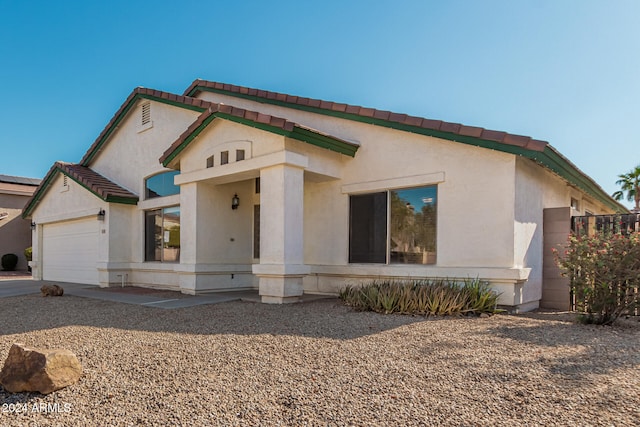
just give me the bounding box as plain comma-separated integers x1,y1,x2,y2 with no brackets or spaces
348,185,437,265
144,170,180,200
144,205,181,263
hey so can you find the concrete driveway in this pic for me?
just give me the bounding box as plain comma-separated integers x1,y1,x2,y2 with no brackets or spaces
0,278,260,309
0,277,333,308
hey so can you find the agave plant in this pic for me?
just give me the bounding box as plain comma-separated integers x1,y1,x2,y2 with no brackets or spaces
339,277,502,316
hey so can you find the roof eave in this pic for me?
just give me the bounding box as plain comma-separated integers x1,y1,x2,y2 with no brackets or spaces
187,82,624,213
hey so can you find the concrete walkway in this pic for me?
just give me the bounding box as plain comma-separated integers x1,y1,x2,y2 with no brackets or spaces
0,278,334,309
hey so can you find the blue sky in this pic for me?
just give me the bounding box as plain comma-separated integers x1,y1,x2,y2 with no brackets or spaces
1,1,638,208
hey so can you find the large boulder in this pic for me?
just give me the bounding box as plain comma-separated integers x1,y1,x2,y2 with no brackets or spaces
0,343,82,394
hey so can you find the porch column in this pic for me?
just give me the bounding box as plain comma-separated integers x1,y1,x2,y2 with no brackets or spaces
177,182,200,294
253,162,309,303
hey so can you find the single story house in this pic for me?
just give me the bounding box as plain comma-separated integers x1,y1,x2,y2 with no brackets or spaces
1,174,41,270
22,80,626,310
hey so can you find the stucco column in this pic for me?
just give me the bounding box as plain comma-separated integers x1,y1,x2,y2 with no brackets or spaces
253,163,308,303
177,182,199,293
31,225,42,280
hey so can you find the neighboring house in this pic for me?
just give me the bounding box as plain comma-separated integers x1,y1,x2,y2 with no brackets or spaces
1,175,41,270
22,80,627,310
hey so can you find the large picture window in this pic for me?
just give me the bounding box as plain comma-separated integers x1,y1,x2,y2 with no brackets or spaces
145,206,181,262
349,186,437,264
145,171,180,199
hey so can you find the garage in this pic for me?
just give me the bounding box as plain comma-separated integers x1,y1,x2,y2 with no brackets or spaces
42,217,99,285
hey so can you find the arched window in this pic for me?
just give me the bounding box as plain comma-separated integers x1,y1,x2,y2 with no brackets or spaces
145,170,179,199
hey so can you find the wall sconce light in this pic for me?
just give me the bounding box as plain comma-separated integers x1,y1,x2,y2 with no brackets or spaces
231,194,240,210
30,221,36,230
97,208,106,221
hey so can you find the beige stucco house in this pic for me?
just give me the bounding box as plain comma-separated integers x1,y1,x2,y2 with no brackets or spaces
1,175,41,270
22,80,626,310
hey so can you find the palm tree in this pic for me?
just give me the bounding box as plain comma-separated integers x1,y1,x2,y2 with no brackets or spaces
612,165,640,213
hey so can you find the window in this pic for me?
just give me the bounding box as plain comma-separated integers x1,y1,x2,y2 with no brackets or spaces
145,207,180,262
220,151,229,165
255,177,260,194
145,171,180,199
206,155,214,168
349,193,387,263
349,185,437,264
236,149,245,161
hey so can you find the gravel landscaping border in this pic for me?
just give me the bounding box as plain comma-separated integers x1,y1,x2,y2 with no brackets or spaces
0,294,639,426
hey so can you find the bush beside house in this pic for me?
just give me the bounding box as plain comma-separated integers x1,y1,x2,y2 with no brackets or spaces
555,230,640,325
1,253,18,271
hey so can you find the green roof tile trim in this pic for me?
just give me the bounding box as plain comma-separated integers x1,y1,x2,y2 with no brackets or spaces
188,84,627,213
22,163,138,219
160,109,358,167
80,89,209,166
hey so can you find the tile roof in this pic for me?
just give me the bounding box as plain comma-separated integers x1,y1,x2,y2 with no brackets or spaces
183,80,627,213
30,79,625,214
160,104,359,166
184,80,548,153
22,162,138,218
58,163,138,201
80,87,213,166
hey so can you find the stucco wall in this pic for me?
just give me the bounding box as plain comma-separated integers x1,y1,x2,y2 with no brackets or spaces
514,157,615,305
31,174,105,225
197,91,520,270
514,158,546,304
178,119,285,174
91,99,200,195
313,118,517,268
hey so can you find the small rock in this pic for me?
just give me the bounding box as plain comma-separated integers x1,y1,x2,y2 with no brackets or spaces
0,343,82,394
41,284,64,297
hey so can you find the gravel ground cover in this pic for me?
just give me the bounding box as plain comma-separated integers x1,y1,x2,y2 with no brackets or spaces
0,294,639,426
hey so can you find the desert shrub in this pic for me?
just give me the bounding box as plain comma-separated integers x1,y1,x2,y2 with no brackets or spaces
1,253,18,271
339,278,501,316
554,230,640,325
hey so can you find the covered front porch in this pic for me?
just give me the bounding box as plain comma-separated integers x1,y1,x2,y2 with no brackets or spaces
174,147,346,303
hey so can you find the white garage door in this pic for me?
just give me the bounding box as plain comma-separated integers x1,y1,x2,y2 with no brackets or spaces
42,218,99,285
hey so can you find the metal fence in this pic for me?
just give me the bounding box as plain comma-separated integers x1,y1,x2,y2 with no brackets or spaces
571,213,640,235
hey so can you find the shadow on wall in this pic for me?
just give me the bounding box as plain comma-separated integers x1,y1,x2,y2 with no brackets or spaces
0,214,31,271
